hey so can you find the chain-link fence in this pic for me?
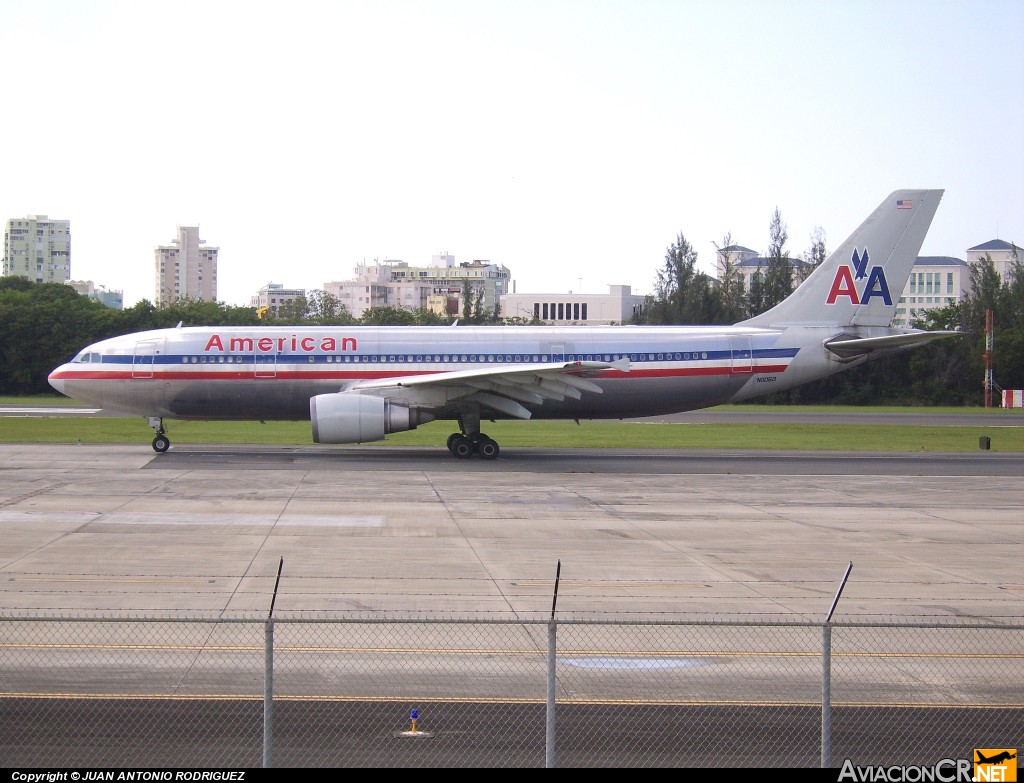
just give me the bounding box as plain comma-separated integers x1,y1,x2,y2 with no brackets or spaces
0,614,1020,768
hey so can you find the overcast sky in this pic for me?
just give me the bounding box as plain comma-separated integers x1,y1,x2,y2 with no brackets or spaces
3,0,1022,308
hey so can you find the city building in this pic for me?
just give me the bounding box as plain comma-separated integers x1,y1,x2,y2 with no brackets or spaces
499,284,647,324
68,280,123,309
893,256,969,327
251,282,306,317
154,226,218,306
2,215,71,284
966,239,1021,281
715,245,812,292
324,253,511,319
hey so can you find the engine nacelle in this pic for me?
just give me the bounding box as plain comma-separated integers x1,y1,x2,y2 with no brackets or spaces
309,392,431,444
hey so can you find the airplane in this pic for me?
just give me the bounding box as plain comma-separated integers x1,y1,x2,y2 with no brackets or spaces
976,751,1016,765
48,189,960,459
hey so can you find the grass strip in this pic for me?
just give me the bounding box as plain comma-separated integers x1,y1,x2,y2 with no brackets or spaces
1,416,1021,452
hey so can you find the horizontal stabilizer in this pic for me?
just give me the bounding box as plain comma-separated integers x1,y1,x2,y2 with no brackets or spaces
825,330,962,358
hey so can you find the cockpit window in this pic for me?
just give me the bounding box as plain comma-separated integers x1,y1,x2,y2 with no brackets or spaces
74,351,101,363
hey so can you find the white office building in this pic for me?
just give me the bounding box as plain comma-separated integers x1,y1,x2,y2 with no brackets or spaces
499,285,647,324
893,256,969,327
966,239,1021,281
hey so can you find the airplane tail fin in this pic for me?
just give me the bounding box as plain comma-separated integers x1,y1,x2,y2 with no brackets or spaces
739,189,944,329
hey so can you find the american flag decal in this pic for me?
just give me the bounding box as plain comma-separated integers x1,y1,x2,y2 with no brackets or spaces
896,199,912,209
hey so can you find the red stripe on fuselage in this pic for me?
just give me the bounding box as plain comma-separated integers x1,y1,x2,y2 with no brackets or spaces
49,364,791,382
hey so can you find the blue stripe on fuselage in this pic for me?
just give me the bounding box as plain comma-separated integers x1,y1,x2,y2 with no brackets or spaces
95,346,799,366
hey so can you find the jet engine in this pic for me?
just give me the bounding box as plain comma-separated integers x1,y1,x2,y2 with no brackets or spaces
309,392,432,444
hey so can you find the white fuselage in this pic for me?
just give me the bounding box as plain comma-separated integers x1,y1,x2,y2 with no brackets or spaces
47,323,849,422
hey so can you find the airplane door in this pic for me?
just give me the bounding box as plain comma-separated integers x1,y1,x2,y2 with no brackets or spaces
132,340,159,379
730,336,753,374
254,351,277,379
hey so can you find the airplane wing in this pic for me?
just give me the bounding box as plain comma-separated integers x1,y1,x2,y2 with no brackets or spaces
825,330,962,359
346,358,630,419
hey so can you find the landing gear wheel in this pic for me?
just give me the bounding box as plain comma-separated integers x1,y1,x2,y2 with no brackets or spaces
152,435,170,453
478,438,500,460
447,433,463,454
452,438,474,459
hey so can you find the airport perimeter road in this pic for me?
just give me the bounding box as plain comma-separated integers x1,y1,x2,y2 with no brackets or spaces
0,442,1021,619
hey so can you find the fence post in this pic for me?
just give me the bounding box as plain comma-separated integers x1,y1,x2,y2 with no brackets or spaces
822,622,831,768
546,619,557,768
822,561,852,769
264,618,274,768
264,557,284,769
546,560,561,769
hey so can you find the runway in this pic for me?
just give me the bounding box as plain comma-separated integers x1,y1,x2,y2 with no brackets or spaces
0,441,1021,619
146,443,1024,476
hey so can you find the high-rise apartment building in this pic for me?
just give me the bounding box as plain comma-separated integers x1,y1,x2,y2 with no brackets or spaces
154,226,218,306
2,215,71,284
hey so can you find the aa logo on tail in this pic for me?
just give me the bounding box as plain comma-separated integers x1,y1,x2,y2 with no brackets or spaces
826,248,893,306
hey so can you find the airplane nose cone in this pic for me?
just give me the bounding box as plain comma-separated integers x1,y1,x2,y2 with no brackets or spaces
48,369,65,395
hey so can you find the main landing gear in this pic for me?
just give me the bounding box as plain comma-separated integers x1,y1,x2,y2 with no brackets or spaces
148,417,170,453
447,408,500,459
446,431,500,460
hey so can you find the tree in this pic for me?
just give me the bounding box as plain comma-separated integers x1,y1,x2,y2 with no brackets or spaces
965,254,1003,331
155,297,260,327
957,251,1024,395
762,207,795,310
306,290,354,325
0,280,121,394
273,295,309,324
802,226,828,282
993,247,1024,330
359,306,417,325
645,232,720,324
408,307,449,325
713,232,747,324
459,281,489,324
746,208,796,318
